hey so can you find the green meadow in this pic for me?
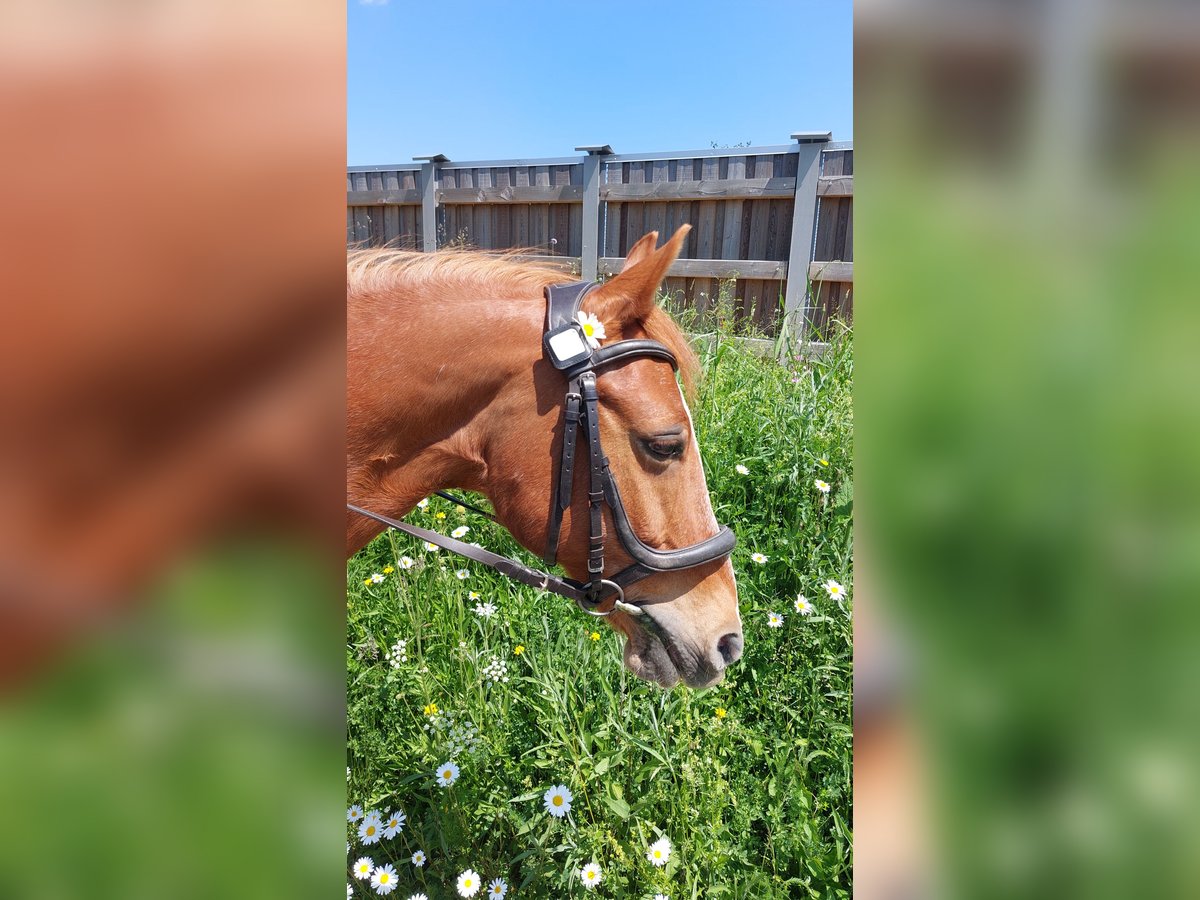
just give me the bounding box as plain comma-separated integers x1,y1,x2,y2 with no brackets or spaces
346,318,853,900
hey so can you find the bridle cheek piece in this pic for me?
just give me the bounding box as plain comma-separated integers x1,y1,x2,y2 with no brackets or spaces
348,280,736,618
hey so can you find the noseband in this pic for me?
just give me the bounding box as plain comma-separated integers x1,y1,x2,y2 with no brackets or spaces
348,280,736,618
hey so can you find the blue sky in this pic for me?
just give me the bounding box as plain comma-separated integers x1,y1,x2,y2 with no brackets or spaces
348,0,851,165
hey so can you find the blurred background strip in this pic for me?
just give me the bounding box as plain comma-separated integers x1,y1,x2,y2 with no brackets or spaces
856,0,1200,898
0,1,347,897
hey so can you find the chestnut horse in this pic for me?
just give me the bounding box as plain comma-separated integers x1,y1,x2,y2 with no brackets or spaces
346,226,741,688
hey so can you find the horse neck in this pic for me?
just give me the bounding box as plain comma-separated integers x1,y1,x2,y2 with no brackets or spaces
348,277,544,518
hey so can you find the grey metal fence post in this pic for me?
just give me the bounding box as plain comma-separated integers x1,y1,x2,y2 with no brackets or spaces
414,154,448,252
780,132,831,358
575,145,612,282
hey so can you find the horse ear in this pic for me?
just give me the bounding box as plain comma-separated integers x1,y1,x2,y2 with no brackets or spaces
587,225,690,328
621,231,660,271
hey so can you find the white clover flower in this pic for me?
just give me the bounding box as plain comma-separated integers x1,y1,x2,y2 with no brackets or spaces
382,809,406,839
575,311,607,349
815,479,831,494
347,804,364,823
352,856,374,880
579,861,602,889
794,594,814,616
768,612,785,628
482,654,509,683
371,863,398,895
422,541,439,552
385,638,408,668
735,464,750,475
824,579,847,600
473,601,497,619
647,836,672,866
369,572,385,584
411,849,426,867
456,569,470,580
357,817,382,845
451,525,469,538
457,869,482,897
436,761,460,787
399,556,415,569
417,498,429,509
750,552,768,564
543,784,573,817
487,878,508,899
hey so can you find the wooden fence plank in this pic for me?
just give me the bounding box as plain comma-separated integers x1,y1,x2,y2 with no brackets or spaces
808,260,854,282
347,189,423,206
601,177,796,201
436,185,583,203
817,175,854,196
598,257,788,279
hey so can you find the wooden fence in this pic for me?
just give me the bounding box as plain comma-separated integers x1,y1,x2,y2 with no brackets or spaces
347,134,852,340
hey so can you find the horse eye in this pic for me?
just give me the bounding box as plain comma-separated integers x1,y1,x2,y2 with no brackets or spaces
645,439,684,460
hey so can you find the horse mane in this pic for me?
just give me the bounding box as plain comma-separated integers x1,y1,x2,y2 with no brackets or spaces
347,247,700,397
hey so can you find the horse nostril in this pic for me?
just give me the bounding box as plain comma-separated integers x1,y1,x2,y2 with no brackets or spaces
716,632,744,666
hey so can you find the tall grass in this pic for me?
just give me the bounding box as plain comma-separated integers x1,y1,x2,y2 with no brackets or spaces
346,316,853,899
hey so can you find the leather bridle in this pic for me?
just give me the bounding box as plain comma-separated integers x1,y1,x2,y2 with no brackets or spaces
347,280,736,618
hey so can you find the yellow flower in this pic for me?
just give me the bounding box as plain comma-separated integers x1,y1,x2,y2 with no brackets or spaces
382,565,394,574
513,645,525,655
435,511,446,520
715,707,727,719
818,458,830,467
590,632,601,642
423,702,439,717
363,578,372,586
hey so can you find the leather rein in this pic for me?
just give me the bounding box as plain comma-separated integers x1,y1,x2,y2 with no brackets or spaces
347,280,736,618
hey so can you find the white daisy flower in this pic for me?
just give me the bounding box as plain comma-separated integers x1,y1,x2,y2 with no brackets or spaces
362,809,383,826
768,612,785,628
468,591,480,600
735,464,750,475
369,572,385,583
815,479,831,494
436,761,460,787
750,552,768,564
422,541,439,552
399,556,415,569
794,594,814,615
411,849,426,867
473,601,497,618
357,818,382,845
543,784,573,817
654,894,669,900
382,809,406,839
579,861,602,889
824,579,847,600
347,842,350,854
348,884,353,899
410,895,428,900
456,569,470,580
647,836,672,866
417,498,429,509
451,525,469,538
575,310,607,349
347,804,364,823
457,869,482,897
371,863,398,895
487,878,508,899
352,856,374,880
